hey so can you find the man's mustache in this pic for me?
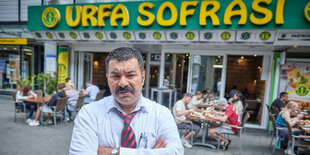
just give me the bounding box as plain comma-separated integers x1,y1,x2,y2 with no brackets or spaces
116,86,134,95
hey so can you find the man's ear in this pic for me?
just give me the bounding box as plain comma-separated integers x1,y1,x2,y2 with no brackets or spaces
142,70,145,84
106,73,108,79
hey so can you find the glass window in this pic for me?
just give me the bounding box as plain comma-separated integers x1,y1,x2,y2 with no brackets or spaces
0,45,20,90
189,55,223,97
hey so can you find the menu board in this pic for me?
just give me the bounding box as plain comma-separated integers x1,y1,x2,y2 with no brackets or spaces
279,63,310,110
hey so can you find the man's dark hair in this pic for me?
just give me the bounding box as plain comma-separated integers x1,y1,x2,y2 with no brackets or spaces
65,77,71,83
105,47,144,72
279,92,288,98
57,83,66,90
183,93,192,98
232,85,237,89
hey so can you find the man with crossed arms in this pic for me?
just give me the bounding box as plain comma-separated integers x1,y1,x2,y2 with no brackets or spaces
69,47,183,155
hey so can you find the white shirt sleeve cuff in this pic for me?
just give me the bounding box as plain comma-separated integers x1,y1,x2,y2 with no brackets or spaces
119,147,137,155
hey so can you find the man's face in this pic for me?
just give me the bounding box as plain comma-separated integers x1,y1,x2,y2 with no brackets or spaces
86,83,91,88
184,96,192,104
282,94,288,101
106,58,145,106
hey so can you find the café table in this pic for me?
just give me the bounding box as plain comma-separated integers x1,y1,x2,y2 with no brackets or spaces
297,123,310,134
197,104,220,109
22,96,50,105
187,115,220,149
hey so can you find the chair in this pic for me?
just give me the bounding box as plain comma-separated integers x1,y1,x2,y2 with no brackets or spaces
285,120,310,155
218,112,250,155
40,97,69,127
95,90,106,101
271,106,280,119
34,90,43,97
74,96,85,117
12,92,28,123
269,112,281,153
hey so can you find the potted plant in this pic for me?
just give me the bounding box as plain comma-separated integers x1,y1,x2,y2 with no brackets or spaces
16,75,36,89
36,73,57,100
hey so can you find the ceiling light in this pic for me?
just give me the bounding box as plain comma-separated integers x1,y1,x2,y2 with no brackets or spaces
254,54,257,57
23,48,32,52
241,56,244,59
213,65,223,68
294,45,298,48
3,47,7,50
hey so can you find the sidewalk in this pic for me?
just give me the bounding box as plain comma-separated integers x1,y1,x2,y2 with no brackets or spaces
0,95,286,155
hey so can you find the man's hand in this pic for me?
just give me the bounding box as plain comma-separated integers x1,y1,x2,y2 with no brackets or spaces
153,138,167,149
97,147,114,155
297,114,304,119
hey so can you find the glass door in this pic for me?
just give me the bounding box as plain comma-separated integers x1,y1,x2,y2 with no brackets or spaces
187,55,223,98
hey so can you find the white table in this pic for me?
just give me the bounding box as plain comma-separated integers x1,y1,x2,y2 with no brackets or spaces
150,88,177,109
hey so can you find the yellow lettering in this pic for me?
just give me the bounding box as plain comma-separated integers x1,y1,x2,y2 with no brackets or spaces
110,4,129,27
82,5,98,27
66,6,82,27
157,1,178,26
250,0,272,25
137,2,155,26
276,0,285,24
180,1,198,26
224,0,247,25
98,4,113,27
199,1,220,26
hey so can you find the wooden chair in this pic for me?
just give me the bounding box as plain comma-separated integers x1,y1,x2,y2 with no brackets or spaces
40,97,69,127
12,92,28,123
95,90,106,101
269,112,281,153
285,120,310,155
271,106,280,119
73,96,85,118
34,90,43,97
218,112,250,155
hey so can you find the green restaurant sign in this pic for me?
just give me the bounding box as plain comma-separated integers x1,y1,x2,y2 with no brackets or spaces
28,0,310,31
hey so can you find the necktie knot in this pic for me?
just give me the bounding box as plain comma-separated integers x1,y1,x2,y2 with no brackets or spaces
116,109,139,148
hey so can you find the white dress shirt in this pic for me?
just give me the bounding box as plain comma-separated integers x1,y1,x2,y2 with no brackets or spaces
69,95,183,155
85,84,100,100
16,90,37,102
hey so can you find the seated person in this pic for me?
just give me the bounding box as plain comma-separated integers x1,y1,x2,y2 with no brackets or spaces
173,93,201,148
272,92,288,112
29,83,67,126
208,98,240,150
230,92,243,121
80,81,99,103
65,82,79,121
276,101,303,154
187,91,203,110
16,85,37,123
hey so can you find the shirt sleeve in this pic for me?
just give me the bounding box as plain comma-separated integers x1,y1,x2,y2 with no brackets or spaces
174,101,183,111
69,106,99,155
16,91,29,101
30,91,37,97
225,106,233,118
119,107,184,155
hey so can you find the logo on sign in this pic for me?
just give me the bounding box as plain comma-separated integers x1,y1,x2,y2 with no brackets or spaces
46,32,53,39
204,32,213,40
69,32,78,39
110,32,117,39
42,7,60,28
296,84,309,96
221,32,231,40
305,2,310,23
138,32,146,39
35,32,42,38
241,32,251,40
95,32,103,39
186,32,195,40
170,32,178,40
259,32,271,41
153,32,162,40
83,32,90,39
123,32,131,40
58,32,65,39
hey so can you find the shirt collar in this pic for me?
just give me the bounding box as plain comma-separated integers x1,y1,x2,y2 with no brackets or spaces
107,94,149,114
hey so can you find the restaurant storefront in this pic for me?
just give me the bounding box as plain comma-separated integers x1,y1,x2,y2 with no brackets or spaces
27,0,310,129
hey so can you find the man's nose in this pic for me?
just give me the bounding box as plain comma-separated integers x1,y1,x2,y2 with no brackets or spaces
118,76,129,87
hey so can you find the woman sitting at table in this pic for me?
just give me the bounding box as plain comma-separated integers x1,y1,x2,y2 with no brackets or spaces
276,101,304,154
64,81,79,121
230,92,243,121
16,85,37,123
187,91,203,110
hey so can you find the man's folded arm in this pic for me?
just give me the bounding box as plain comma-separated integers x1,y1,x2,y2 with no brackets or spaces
69,107,98,155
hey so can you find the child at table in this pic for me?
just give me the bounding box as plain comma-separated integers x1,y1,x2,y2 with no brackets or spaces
16,85,37,123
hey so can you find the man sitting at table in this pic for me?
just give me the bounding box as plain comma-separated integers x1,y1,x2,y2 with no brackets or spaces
187,91,203,110
208,98,240,150
272,92,288,112
29,83,67,126
80,81,99,103
173,93,201,148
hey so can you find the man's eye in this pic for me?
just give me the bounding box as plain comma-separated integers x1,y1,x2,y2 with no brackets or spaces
111,75,120,78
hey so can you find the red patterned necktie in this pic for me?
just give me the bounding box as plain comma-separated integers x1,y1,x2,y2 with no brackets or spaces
117,110,138,148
